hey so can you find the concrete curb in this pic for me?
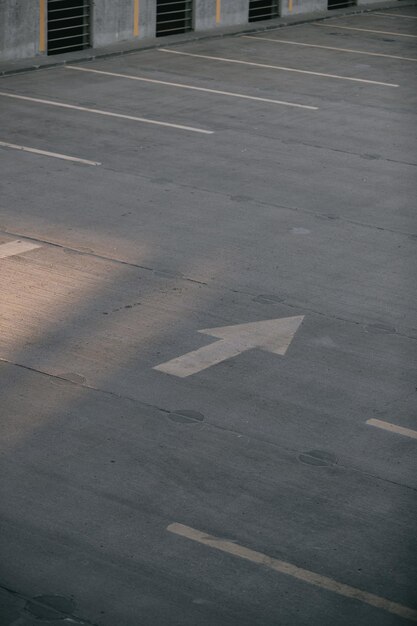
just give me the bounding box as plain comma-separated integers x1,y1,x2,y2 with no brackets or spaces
0,0,416,77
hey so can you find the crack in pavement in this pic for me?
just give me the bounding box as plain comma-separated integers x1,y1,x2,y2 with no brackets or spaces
0,584,99,626
0,228,415,340
1,358,416,495
97,163,417,239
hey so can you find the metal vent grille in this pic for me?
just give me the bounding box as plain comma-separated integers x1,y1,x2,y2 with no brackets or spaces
156,0,193,37
328,0,356,9
47,0,91,55
248,0,279,23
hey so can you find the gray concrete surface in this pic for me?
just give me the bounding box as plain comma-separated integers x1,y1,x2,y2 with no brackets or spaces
0,6,416,626
281,0,327,16
0,1,40,61
93,0,141,48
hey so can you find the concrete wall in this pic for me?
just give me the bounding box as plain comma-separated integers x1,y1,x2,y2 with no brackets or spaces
138,0,156,39
216,0,250,28
281,0,327,16
0,1,40,61
0,1,156,63
93,0,155,47
194,0,216,30
194,0,250,30
93,0,134,47
0,0,410,62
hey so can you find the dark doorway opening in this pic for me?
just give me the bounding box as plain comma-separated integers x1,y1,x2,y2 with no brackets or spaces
249,0,280,23
47,0,90,55
328,0,356,9
156,0,194,37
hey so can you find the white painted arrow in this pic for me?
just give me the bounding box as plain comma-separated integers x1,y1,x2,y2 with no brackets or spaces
0,240,41,259
153,316,304,378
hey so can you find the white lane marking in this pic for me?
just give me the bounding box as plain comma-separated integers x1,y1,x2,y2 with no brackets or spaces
154,316,304,377
158,49,399,87
66,65,318,111
366,419,417,440
372,12,417,20
0,91,213,135
242,35,417,62
0,240,41,259
168,523,417,622
314,23,417,39
0,140,101,165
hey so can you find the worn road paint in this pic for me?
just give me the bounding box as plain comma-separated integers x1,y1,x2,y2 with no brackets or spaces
242,35,417,62
314,23,417,39
0,141,101,165
366,419,417,440
0,92,214,135
0,240,41,259
167,523,417,622
66,66,318,110
154,316,304,377
372,12,417,19
159,49,399,87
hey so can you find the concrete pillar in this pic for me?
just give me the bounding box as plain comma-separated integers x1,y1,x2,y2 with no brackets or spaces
218,0,250,28
194,0,250,30
194,0,216,30
138,0,156,39
92,0,133,47
92,0,155,48
0,0,41,60
280,0,327,16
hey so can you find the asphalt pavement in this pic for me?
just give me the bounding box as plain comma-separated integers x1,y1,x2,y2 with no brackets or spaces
0,6,416,626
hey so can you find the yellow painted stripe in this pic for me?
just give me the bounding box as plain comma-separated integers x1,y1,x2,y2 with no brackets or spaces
288,0,293,13
133,0,140,37
216,0,221,24
168,524,417,622
39,0,46,53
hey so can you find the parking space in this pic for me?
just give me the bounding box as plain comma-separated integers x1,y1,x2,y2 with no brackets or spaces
241,30,417,67
314,11,417,37
156,42,401,87
1,6,416,626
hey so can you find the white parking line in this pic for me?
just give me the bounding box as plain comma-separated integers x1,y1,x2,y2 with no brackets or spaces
315,23,417,39
168,523,417,622
366,419,417,440
159,49,399,87
0,240,41,259
0,91,213,135
242,35,417,62
0,140,101,165
372,12,417,20
66,65,318,111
